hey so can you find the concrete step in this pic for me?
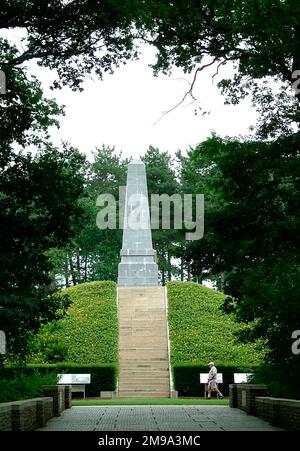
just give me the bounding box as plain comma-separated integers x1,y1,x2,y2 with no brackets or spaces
119,327,167,332
119,329,167,336
120,366,169,370
119,358,168,366
119,360,170,367
119,374,169,386
120,349,168,356
119,364,169,376
119,381,170,387
119,337,168,345
118,391,170,398
119,387,170,392
119,371,170,376
119,383,170,389
119,342,168,347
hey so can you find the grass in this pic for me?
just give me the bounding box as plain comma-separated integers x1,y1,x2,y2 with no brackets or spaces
72,398,229,406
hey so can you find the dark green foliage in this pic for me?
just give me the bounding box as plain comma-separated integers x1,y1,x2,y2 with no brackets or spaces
0,370,57,403
253,363,300,400
179,134,300,398
1,364,117,396
0,0,140,90
173,363,257,397
0,52,86,358
0,363,117,398
0,144,85,356
39,339,68,364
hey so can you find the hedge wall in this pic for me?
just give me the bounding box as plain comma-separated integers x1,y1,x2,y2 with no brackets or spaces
0,363,117,397
173,363,257,396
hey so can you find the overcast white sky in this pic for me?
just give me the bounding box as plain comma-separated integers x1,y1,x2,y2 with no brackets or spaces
6,30,257,160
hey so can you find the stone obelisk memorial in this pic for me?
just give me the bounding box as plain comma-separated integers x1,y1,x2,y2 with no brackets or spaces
118,157,158,286
117,158,171,398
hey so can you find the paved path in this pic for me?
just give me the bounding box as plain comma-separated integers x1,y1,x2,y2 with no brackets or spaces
38,406,282,431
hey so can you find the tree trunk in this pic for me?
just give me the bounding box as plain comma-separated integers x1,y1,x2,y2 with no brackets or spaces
292,24,300,104
167,250,172,281
187,261,191,281
161,268,165,286
65,257,69,288
180,258,184,281
76,251,81,283
69,254,77,285
84,255,88,282
220,272,225,291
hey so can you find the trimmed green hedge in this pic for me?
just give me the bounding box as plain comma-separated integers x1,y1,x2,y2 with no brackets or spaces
0,363,117,396
167,282,264,365
31,281,118,364
173,363,257,396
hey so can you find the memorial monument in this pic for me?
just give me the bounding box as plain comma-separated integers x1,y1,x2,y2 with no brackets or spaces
117,157,158,287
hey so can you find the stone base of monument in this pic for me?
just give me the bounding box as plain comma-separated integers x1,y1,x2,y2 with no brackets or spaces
117,287,170,398
118,261,159,287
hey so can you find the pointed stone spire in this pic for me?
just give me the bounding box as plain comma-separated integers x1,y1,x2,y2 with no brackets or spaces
118,158,158,286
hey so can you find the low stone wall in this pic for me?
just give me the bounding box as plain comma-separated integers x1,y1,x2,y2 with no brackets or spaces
0,397,53,431
42,385,65,417
229,384,300,430
11,399,37,431
0,404,12,431
256,397,300,431
233,384,268,415
62,385,72,409
33,397,54,428
229,385,238,408
0,384,74,431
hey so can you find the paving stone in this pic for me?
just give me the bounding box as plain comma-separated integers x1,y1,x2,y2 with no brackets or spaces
38,406,283,431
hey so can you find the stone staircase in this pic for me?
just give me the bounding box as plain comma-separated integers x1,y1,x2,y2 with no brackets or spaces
118,287,170,398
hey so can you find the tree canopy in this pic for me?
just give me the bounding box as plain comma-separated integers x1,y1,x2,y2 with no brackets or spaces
2,1,300,135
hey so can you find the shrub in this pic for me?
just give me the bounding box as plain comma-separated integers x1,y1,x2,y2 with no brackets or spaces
0,370,57,403
41,338,68,363
30,281,118,364
30,363,117,395
0,363,117,398
173,363,257,396
252,362,300,400
167,282,264,365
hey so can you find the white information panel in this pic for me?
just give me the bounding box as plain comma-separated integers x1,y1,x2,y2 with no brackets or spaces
200,373,223,384
57,374,91,384
233,373,253,383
